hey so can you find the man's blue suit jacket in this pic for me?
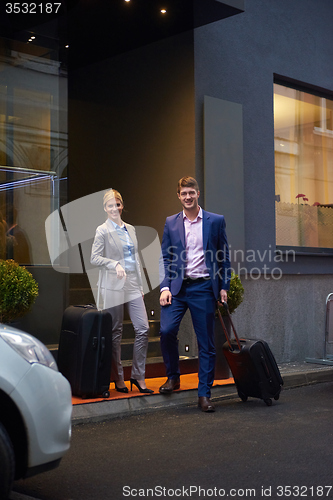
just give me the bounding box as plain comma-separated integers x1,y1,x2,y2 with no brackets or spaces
160,209,231,300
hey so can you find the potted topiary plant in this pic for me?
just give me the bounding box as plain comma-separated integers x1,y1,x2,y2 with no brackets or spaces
218,272,244,316
215,272,244,379
0,259,39,324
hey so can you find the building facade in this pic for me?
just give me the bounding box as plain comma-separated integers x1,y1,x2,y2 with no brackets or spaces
1,0,332,363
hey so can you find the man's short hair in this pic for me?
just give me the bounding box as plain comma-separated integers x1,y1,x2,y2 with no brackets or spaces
177,176,199,194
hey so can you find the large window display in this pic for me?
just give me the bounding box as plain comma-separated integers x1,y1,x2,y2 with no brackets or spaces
0,35,67,265
274,82,333,250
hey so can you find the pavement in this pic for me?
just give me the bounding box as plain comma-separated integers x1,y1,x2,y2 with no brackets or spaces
72,360,333,425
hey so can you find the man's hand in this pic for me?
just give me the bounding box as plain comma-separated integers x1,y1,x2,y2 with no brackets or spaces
160,290,172,306
220,289,228,303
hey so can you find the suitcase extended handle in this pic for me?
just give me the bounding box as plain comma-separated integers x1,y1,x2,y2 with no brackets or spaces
217,301,242,351
97,268,107,311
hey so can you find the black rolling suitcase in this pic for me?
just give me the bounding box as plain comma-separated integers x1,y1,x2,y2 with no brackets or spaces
57,304,112,398
217,302,283,406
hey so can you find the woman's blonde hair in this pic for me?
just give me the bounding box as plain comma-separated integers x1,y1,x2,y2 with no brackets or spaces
103,189,124,208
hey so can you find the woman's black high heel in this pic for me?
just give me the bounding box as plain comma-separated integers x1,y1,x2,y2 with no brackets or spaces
130,378,154,394
114,382,128,393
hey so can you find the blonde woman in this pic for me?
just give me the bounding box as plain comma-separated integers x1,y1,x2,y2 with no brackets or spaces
90,189,153,394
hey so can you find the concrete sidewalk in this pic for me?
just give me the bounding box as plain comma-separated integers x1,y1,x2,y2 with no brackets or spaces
72,361,333,425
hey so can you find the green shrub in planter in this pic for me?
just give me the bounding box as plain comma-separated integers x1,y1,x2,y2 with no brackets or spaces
0,259,39,323
218,272,244,316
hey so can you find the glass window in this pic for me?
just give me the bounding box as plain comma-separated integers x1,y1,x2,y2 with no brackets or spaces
0,36,67,264
274,83,333,250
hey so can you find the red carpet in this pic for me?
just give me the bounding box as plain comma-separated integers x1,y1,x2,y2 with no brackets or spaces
72,374,234,405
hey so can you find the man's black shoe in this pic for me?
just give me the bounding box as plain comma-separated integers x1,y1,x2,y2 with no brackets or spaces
198,396,215,412
159,378,180,394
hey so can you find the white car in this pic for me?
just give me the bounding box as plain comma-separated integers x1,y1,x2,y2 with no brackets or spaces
0,324,72,499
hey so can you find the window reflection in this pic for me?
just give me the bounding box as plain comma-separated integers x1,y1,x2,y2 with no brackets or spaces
0,36,67,264
274,83,333,249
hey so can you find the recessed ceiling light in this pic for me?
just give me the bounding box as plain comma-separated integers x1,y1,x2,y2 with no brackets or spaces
161,9,167,14
31,36,35,39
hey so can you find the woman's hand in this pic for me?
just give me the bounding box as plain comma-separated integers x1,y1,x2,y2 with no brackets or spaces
116,263,126,279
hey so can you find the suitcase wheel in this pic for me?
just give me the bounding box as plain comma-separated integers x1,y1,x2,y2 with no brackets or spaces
102,391,110,398
238,391,248,403
274,394,280,401
264,398,272,406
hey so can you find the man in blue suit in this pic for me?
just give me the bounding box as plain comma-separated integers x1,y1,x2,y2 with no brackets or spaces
159,176,231,412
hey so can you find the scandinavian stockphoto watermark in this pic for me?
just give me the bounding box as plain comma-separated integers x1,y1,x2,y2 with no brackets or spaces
227,244,295,281
45,189,293,306
164,244,295,282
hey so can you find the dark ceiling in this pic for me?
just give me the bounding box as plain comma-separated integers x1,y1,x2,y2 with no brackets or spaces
0,0,244,68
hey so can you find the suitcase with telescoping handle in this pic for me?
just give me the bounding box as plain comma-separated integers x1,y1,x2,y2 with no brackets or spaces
57,269,112,399
217,301,283,406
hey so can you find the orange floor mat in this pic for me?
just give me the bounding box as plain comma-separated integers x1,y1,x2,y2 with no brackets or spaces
72,374,234,405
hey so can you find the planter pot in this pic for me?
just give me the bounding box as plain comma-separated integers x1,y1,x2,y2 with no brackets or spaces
214,315,231,380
